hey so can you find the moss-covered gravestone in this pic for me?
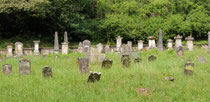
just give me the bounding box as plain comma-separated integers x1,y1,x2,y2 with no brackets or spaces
122,57,131,68
87,71,101,83
184,62,194,75
148,55,157,62
42,66,52,77
78,57,89,74
102,59,113,68
134,57,142,63
2,64,12,74
19,59,31,74
176,46,184,56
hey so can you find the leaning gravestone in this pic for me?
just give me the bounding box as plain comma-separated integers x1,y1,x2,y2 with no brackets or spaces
15,42,23,57
122,57,131,68
148,55,157,62
78,57,89,74
134,57,142,63
87,71,101,83
42,66,52,77
19,59,31,74
197,56,206,63
184,62,194,75
102,59,113,68
2,64,12,74
176,46,184,56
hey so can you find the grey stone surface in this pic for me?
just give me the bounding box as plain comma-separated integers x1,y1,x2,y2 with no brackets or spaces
64,31,68,43
54,31,59,53
116,36,122,52
61,42,69,54
96,43,103,53
15,42,23,57
185,36,194,51
24,48,33,55
157,29,163,51
87,71,101,83
127,41,132,52
82,40,91,55
163,77,174,81
78,42,83,53
19,59,31,74
176,46,184,56
6,43,13,58
174,35,182,48
104,45,110,53
78,57,89,74
2,64,12,74
42,66,52,77
167,39,173,49
102,59,113,68
184,62,194,75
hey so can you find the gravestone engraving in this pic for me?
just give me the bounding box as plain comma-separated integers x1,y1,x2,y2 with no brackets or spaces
42,66,52,77
64,31,68,43
148,36,156,49
116,36,122,52
148,55,157,62
138,40,144,51
167,39,173,49
102,59,113,68
176,46,184,56
15,42,23,57
157,29,163,51
33,40,40,56
62,42,69,54
87,71,101,83
134,57,142,63
174,35,182,48
184,62,194,75
185,36,194,51
78,57,89,74
54,31,59,54
6,43,13,57
2,64,12,74
19,59,31,74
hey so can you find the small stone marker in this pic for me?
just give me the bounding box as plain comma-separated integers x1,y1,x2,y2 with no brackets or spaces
102,59,113,68
61,42,69,54
148,36,156,49
54,31,59,54
176,46,184,56
148,55,157,62
138,40,144,51
19,59,31,74
2,64,12,74
174,35,182,48
185,36,194,51
15,42,23,57
157,29,164,51
78,57,89,74
134,57,142,63
167,39,173,49
163,77,174,81
6,43,13,58
184,62,194,75
136,88,149,95
42,66,52,77
33,40,40,56
122,57,131,68
197,56,206,63
87,71,101,83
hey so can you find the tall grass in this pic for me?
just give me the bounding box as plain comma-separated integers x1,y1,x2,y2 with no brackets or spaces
0,49,210,102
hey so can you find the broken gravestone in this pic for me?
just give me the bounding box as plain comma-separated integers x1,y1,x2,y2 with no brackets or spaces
78,57,89,74
176,46,184,56
2,64,12,74
148,55,157,62
184,62,194,75
102,59,113,69
19,59,31,74
42,66,52,77
134,57,142,63
87,71,101,83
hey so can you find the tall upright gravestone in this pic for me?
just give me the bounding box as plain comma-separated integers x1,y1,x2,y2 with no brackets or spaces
167,39,173,49
6,43,13,58
15,42,23,57
185,36,194,51
127,41,132,52
54,31,59,54
82,40,91,55
104,45,110,53
148,36,156,49
33,40,40,56
78,57,89,74
157,29,163,51
64,31,68,43
19,59,31,74
138,40,144,51
116,36,122,52
174,35,182,48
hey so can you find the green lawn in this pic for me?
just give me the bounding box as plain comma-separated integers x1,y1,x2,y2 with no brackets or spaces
0,49,210,102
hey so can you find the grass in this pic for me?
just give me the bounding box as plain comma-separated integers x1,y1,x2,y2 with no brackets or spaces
0,48,210,102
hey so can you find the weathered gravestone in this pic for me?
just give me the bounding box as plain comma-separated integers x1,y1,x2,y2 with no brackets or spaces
184,62,194,75
127,41,133,52
167,39,173,49
33,40,40,56
15,42,23,57
102,59,113,68
148,36,156,49
78,57,89,74
122,56,131,68
138,40,144,51
89,47,105,63
121,44,131,55
134,57,142,63
64,31,68,43
185,36,194,51
96,43,103,53
62,42,69,54
42,66,52,77
174,35,182,48
82,40,91,55
24,48,33,55
157,29,164,51
54,31,59,54
87,71,101,83
116,36,122,52
176,46,184,56
104,45,110,53
148,55,157,62
2,64,12,74
197,56,206,63
6,43,13,58
163,77,174,81
19,59,31,74
78,42,83,53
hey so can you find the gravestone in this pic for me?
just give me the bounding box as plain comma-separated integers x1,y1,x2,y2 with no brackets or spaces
208,31,210,49
24,48,33,55
78,42,83,53
185,36,194,51
122,57,131,68
121,54,130,62
78,57,89,74
42,66,52,77
15,42,23,57
127,41,133,52
174,35,182,48
19,59,31,74
102,59,113,68
148,55,157,62
104,45,110,53
89,47,105,63
41,48,50,56
121,44,131,55
87,71,101,83
54,31,59,54
148,36,156,49
33,40,40,56
96,43,103,53
176,46,184,56
138,40,144,51
134,57,142,63
2,64,12,74
163,77,174,81
167,39,173,49
157,29,163,51
116,36,122,52
184,62,194,75
62,42,69,54
6,43,13,57
197,56,206,63
64,31,68,43
82,40,91,55
136,88,149,95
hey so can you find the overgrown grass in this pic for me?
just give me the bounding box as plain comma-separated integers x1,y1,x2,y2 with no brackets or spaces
0,49,210,102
